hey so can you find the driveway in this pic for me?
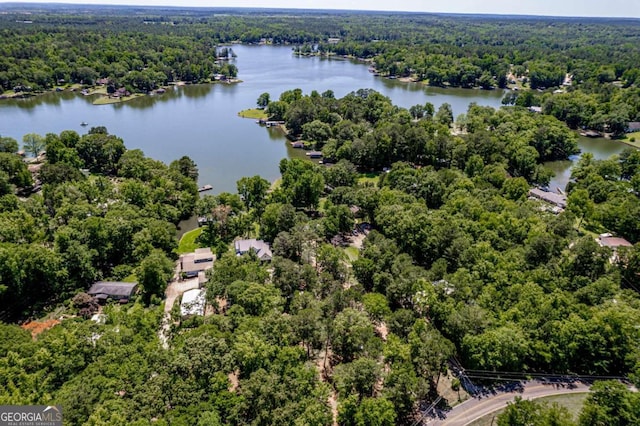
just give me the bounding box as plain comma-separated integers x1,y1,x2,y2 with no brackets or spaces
159,275,200,349
164,277,200,313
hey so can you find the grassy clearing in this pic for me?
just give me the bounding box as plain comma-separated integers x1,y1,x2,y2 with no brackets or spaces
344,246,359,261
620,131,640,148
437,371,471,407
88,86,108,95
358,172,380,186
177,227,203,254
536,393,588,419
468,392,589,426
270,178,282,191
238,108,268,120
92,94,144,105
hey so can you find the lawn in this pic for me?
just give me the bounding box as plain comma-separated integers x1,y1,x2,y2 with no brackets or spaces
468,392,589,426
238,108,268,120
177,227,203,254
92,94,144,105
358,172,380,186
621,131,640,148
344,246,360,261
270,178,282,191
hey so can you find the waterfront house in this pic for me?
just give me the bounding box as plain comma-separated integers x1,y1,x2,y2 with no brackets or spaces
113,87,130,98
529,188,567,210
180,248,214,279
626,122,640,133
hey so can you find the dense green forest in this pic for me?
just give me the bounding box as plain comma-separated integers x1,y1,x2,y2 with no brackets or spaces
1,5,640,425
1,89,639,424
0,127,198,317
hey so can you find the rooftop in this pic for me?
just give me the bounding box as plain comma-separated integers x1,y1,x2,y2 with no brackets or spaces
181,247,214,275
87,281,137,300
235,239,273,261
627,121,640,132
194,247,214,263
529,188,567,208
180,288,206,316
598,235,633,249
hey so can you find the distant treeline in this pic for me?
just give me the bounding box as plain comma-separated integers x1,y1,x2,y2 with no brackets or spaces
2,7,640,133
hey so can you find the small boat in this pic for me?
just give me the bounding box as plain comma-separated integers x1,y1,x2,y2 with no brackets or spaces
80,122,88,126
198,184,213,192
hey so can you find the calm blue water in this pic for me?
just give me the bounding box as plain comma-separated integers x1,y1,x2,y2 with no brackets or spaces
0,45,535,192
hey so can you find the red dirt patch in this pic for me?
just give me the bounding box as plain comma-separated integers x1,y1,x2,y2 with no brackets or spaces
21,319,61,339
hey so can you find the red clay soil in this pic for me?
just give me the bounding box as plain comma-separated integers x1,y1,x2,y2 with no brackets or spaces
21,319,61,339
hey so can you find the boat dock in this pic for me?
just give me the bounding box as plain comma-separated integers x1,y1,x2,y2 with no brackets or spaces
257,119,285,128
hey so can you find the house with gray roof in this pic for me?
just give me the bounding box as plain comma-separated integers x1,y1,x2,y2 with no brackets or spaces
597,233,633,263
234,239,273,261
87,281,138,302
529,188,567,210
626,122,640,133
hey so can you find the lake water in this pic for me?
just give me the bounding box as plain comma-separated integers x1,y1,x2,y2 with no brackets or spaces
0,44,627,193
545,136,629,191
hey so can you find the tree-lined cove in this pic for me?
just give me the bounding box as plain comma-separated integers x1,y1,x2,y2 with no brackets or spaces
2,55,630,193
1,44,514,193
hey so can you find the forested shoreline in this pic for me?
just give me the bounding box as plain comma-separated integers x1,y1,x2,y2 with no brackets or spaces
1,5,639,426
1,6,639,137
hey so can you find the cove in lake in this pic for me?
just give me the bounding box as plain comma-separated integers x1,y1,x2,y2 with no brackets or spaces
545,136,629,191
0,44,627,193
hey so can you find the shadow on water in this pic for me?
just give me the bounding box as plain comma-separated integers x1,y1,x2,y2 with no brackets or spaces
0,90,79,109
176,215,199,239
182,84,215,99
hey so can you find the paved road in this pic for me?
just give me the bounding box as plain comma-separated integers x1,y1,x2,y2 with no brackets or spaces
425,381,591,426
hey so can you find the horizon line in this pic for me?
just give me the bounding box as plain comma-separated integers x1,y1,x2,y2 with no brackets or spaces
1,2,639,20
